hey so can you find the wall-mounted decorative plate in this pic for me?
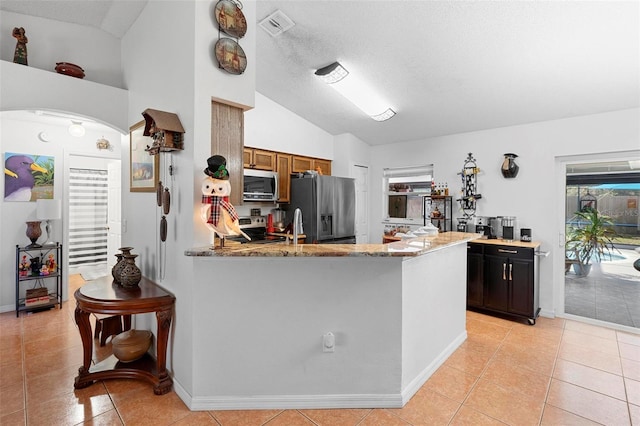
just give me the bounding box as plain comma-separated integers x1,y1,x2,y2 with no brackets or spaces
214,0,247,39
214,38,247,75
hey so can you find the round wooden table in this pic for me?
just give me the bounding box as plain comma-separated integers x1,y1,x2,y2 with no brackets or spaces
74,276,175,395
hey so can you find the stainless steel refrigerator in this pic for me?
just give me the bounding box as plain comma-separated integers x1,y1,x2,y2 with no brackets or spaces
287,175,356,244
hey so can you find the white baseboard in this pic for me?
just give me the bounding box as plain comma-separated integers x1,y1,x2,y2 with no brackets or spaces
187,392,403,411
173,330,468,412
539,308,556,318
0,304,15,314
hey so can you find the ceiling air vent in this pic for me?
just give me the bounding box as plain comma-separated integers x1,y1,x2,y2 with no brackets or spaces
259,10,295,37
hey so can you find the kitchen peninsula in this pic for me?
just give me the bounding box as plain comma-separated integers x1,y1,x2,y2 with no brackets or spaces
183,232,478,410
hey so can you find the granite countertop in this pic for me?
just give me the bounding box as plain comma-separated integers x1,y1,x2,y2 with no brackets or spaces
185,231,480,257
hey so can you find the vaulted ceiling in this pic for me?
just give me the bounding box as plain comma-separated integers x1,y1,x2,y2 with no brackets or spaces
2,1,639,146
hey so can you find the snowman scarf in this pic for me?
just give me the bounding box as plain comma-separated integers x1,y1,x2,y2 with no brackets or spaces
202,195,239,226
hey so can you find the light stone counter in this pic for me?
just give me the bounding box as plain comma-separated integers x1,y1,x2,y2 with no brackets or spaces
185,231,480,257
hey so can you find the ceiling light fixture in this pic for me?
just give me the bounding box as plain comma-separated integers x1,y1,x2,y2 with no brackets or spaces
315,61,396,122
68,121,85,137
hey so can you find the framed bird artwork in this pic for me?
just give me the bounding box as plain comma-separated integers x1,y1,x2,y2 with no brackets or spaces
4,152,54,201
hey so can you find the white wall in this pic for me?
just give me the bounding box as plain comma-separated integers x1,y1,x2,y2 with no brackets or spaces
121,0,257,398
0,113,121,311
370,108,640,316
245,92,333,160
333,133,371,177
0,11,123,88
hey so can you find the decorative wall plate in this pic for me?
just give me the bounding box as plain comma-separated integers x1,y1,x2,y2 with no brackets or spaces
214,0,247,38
214,38,247,75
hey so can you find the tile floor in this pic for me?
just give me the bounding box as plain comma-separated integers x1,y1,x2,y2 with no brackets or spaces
1,275,640,425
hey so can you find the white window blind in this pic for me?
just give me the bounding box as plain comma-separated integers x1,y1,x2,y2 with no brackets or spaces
69,168,108,268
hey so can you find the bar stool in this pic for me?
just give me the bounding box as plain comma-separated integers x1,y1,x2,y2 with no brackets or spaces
93,314,123,346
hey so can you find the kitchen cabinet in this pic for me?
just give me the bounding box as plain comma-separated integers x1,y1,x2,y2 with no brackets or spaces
292,155,331,175
466,243,484,308
244,148,276,171
313,158,332,176
276,153,291,203
15,243,63,317
467,241,540,325
211,101,244,205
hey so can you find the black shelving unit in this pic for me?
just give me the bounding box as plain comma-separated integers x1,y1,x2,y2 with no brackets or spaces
15,243,63,317
429,196,452,231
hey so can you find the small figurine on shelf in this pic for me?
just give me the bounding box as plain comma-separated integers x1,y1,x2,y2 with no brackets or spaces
40,264,49,276
12,27,28,65
47,254,56,272
19,255,30,277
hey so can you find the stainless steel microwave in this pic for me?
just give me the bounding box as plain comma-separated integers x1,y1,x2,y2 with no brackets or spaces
243,169,278,202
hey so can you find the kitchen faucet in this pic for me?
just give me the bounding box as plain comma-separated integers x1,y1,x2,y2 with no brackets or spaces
293,208,303,246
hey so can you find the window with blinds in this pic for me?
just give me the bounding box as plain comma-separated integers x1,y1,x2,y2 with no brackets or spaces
69,168,108,268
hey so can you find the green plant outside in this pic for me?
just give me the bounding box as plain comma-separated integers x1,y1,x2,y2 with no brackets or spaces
566,207,620,266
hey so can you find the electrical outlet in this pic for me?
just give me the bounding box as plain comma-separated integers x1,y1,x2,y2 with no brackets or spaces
323,332,335,353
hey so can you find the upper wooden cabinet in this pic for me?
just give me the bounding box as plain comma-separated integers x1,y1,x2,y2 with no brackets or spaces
292,155,332,176
313,158,332,176
243,147,332,203
276,154,292,203
244,148,276,171
291,156,313,173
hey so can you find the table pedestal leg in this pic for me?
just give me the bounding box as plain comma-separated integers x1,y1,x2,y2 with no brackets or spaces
73,305,94,389
154,308,173,395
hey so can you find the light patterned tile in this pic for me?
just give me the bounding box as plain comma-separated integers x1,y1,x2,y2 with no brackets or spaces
358,409,412,425
546,379,630,425
81,408,125,425
0,382,24,418
0,361,23,389
423,364,478,403
563,320,617,340
553,359,626,400
617,331,640,347
464,378,544,426
114,386,190,425
210,409,282,426
561,329,620,356
443,343,493,377
0,409,25,426
264,410,316,425
300,408,370,426
483,356,551,403
622,357,640,381
558,341,622,375
171,411,219,425
449,405,506,425
387,387,460,425
629,404,640,426
26,382,114,426
625,377,640,406
465,318,511,342
540,404,600,425
620,341,640,362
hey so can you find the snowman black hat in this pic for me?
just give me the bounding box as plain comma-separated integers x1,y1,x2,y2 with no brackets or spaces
204,155,229,180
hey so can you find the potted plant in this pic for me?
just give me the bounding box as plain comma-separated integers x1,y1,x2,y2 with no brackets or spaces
566,207,619,276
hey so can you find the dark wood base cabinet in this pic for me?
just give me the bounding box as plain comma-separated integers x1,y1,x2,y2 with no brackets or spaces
466,241,540,325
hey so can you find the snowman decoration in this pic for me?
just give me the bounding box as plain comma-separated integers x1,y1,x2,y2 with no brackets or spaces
201,155,250,247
